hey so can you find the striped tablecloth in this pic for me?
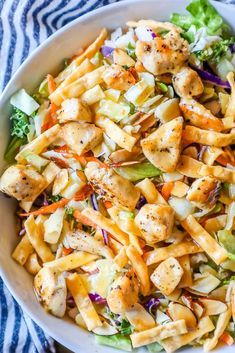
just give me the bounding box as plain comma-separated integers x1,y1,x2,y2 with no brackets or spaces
0,0,234,352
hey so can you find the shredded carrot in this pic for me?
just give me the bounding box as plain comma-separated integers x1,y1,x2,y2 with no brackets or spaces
20,198,69,217
54,145,70,153
161,182,174,201
76,170,87,182
47,74,56,94
220,332,234,346
103,201,112,209
50,156,69,168
216,154,235,167
62,247,73,257
73,210,97,229
74,184,93,201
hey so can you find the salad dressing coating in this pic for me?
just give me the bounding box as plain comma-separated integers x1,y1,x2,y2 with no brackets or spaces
1,0,235,351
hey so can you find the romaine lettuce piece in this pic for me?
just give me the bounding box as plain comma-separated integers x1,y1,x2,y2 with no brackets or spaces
115,162,162,182
95,334,132,352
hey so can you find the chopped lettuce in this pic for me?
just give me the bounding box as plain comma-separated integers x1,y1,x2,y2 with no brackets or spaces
115,162,162,182
147,342,164,353
95,334,132,351
4,107,30,162
171,0,229,36
10,89,39,116
195,38,235,63
127,42,136,60
218,230,235,258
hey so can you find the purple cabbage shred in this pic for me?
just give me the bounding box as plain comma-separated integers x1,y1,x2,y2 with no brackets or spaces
144,297,160,314
89,293,107,305
136,196,147,210
195,67,230,89
100,46,114,57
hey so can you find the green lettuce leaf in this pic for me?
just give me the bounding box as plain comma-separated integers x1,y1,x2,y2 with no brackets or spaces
147,342,164,353
95,334,132,352
4,107,31,162
115,162,162,182
218,230,235,260
171,0,230,36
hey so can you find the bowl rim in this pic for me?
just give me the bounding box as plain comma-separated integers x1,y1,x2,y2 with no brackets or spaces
0,0,235,351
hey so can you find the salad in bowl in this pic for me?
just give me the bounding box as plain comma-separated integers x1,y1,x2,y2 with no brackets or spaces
1,0,235,352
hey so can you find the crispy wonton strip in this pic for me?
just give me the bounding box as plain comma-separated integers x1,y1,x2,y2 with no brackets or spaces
60,59,95,88
130,320,187,348
161,317,214,353
178,254,192,288
113,246,129,270
44,252,98,271
55,28,107,84
24,253,42,275
177,155,235,183
51,59,95,103
50,66,105,105
16,124,60,163
136,178,167,204
126,244,150,296
184,125,235,147
95,116,136,152
144,241,201,266
81,208,129,245
108,206,142,254
25,215,54,262
204,308,232,352
66,273,102,331
12,234,34,265
225,72,235,119
181,215,227,265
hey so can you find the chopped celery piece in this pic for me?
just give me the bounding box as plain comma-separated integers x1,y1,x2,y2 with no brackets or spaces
119,210,135,220
147,342,164,353
10,89,39,115
124,80,154,106
22,151,49,171
95,334,132,352
98,100,130,122
157,82,168,93
115,162,162,182
38,78,49,98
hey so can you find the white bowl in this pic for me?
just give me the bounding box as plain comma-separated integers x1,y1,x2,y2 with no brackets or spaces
0,0,234,352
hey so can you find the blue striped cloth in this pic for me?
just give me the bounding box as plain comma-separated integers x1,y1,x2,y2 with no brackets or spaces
0,0,234,352
0,1,119,351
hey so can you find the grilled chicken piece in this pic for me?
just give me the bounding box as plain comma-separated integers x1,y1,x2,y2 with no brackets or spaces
65,229,114,259
135,204,174,245
107,270,139,314
84,162,140,210
186,176,221,209
135,30,189,75
57,98,92,123
172,67,204,98
0,165,47,201
34,267,67,318
180,98,224,132
141,117,183,172
150,257,183,295
102,64,136,91
61,122,103,155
